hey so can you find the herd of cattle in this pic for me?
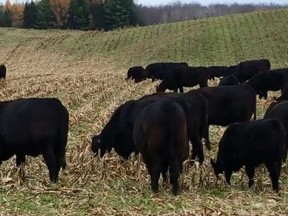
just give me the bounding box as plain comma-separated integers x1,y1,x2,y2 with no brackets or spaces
1,59,288,195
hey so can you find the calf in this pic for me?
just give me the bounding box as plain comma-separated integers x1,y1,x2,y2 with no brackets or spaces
246,68,288,99
211,119,285,192
126,66,147,83
156,66,209,93
218,75,240,86
264,101,288,160
0,98,69,183
133,100,189,195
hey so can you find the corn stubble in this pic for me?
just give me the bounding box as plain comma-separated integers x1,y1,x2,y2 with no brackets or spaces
1,9,288,215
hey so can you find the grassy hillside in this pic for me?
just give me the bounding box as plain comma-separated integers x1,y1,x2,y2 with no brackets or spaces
0,9,288,215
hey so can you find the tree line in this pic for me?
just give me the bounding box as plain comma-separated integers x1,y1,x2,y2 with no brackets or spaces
0,0,139,30
0,0,287,30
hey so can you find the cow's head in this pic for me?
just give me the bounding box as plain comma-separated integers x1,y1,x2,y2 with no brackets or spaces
91,134,112,157
210,158,224,177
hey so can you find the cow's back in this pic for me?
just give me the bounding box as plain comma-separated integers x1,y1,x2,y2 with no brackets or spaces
133,100,188,157
186,84,256,126
0,98,68,159
219,119,286,166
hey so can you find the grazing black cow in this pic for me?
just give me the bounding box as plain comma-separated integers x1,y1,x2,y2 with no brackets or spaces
91,102,133,159
156,66,209,93
264,101,288,160
146,62,188,81
0,64,6,79
91,93,208,164
125,66,147,83
218,75,240,86
246,68,288,99
236,59,271,83
211,119,285,192
207,66,229,79
223,59,271,83
0,98,69,183
133,100,189,195
186,84,256,145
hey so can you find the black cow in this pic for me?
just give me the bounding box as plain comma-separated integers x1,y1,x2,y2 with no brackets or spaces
91,102,132,159
0,64,6,79
125,66,147,83
146,62,188,81
236,59,271,83
218,75,240,86
264,101,288,160
246,68,288,99
156,66,209,93
207,66,229,79
0,98,69,183
133,100,189,195
91,93,208,164
211,119,285,192
223,59,271,83
186,84,256,145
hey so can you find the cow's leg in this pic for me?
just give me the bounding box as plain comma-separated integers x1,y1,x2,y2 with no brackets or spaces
245,165,255,187
42,146,57,183
16,154,26,166
161,162,168,184
204,125,211,150
284,139,288,161
190,136,204,164
169,157,180,195
148,159,160,193
54,156,64,181
179,86,184,93
263,92,268,99
224,169,232,185
16,154,26,180
265,161,281,192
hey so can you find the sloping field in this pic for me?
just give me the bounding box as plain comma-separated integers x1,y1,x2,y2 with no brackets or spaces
0,9,288,215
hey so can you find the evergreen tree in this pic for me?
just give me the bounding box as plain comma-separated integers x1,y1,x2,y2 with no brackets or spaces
89,1,106,30
35,0,54,29
0,9,12,27
104,0,138,30
23,1,37,28
68,0,89,30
